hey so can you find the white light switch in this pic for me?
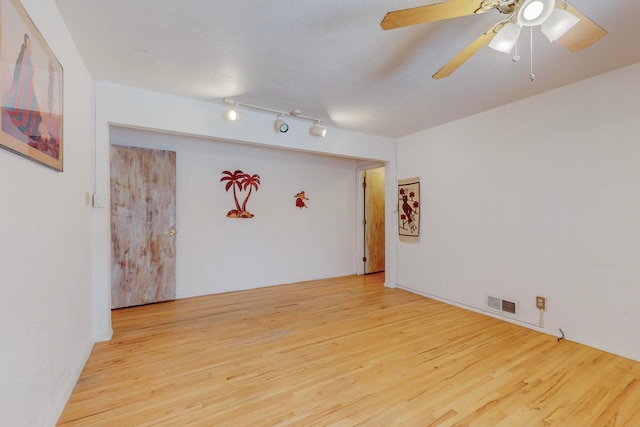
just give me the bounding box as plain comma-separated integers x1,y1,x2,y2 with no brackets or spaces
93,193,105,208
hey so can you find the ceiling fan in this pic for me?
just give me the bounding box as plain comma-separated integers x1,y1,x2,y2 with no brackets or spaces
380,0,607,79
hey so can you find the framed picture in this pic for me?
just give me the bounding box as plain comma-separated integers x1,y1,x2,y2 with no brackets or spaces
0,0,63,171
398,177,420,242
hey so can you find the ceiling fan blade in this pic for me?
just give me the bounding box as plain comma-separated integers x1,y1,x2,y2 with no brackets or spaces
381,0,483,30
558,2,607,52
432,29,496,79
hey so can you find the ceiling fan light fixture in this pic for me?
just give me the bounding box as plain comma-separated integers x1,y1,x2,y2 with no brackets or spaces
517,0,555,27
523,1,543,20
488,22,522,54
541,7,580,41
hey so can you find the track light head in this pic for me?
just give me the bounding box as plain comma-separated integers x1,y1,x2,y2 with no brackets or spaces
224,107,240,121
309,122,327,138
274,116,289,133
222,99,241,122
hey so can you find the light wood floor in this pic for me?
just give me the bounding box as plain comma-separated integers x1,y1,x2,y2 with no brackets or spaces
58,274,640,426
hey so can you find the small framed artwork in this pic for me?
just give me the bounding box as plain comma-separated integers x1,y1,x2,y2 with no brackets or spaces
0,0,63,171
398,177,420,242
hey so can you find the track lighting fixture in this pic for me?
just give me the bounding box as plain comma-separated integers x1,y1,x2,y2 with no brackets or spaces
274,115,289,133
309,122,327,138
223,98,326,137
223,103,240,121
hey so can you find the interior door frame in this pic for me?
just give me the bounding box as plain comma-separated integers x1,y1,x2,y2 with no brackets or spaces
356,162,386,275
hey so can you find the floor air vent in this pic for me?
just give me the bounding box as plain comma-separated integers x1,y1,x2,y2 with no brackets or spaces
487,295,518,317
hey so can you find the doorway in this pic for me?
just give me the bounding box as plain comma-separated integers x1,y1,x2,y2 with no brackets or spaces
362,166,385,274
110,145,177,308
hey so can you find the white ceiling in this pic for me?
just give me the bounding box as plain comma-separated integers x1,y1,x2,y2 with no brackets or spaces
55,0,640,138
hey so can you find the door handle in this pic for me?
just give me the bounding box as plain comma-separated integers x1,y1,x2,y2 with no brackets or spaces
168,229,176,236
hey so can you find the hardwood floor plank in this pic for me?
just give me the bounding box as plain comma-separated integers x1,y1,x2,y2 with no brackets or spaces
58,273,640,426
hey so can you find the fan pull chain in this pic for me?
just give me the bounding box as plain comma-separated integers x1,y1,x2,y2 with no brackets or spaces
529,26,535,81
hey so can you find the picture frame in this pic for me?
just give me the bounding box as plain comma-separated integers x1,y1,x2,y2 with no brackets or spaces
398,177,420,242
0,0,63,171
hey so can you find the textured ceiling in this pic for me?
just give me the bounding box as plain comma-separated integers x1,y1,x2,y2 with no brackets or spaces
55,0,640,138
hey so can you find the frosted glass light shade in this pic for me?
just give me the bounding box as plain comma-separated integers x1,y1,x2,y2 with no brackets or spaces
523,1,544,20
488,23,522,54
541,8,580,41
517,0,555,27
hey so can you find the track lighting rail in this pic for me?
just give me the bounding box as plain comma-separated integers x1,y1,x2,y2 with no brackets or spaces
223,98,327,137
223,98,324,124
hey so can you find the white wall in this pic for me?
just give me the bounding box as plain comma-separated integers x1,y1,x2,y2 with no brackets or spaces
397,62,640,362
94,82,398,341
110,127,360,297
0,1,95,426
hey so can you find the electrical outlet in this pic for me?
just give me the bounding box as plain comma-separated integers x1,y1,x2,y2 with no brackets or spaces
536,296,546,310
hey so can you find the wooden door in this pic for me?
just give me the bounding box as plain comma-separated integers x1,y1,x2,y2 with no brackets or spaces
364,167,385,274
110,145,177,308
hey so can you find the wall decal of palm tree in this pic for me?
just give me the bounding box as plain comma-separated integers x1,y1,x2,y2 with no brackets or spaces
240,173,261,217
220,170,261,218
